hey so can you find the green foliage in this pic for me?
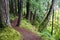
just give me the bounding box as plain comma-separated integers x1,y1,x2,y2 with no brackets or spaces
19,19,56,40
20,19,35,32
33,21,40,28
46,10,60,40
0,27,22,40
40,32,55,40
9,0,60,40
20,19,41,36
10,14,15,20
10,14,17,21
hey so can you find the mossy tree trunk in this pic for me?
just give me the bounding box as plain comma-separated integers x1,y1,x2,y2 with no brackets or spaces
51,9,54,35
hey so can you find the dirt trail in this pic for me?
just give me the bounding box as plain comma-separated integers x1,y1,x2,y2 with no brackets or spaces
11,18,42,40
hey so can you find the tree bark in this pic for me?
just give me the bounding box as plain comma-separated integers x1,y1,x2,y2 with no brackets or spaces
16,0,23,26
51,9,54,35
26,0,30,21
9,0,14,14
33,10,37,25
0,0,11,28
15,0,18,15
30,11,33,24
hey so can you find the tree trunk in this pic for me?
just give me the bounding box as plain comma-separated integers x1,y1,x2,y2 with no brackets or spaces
30,11,33,24
16,0,23,26
9,0,14,14
38,0,55,32
13,0,17,16
26,0,30,21
51,9,54,35
9,0,18,16
15,0,18,15
33,10,37,25
0,0,11,28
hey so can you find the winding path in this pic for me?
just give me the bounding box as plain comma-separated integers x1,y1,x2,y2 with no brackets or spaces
11,18,42,40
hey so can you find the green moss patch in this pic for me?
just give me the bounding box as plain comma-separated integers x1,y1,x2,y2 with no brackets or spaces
20,19,35,32
0,27,22,40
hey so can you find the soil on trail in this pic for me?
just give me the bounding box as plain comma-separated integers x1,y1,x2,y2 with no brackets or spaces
11,18,42,40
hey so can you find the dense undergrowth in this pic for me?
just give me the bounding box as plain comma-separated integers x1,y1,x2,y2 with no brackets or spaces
20,19,56,40
10,15,59,40
20,19,35,32
0,27,22,40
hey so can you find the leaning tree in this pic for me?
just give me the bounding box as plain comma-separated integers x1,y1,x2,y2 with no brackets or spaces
38,0,55,32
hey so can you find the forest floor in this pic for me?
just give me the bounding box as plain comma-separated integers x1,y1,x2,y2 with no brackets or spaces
11,18,42,40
